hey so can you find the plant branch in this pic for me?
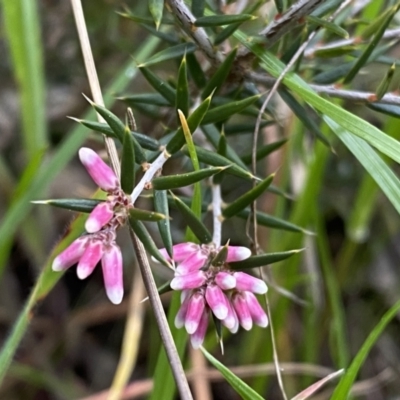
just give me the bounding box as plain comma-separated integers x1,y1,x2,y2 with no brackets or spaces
70,0,120,177
71,1,192,398
304,27,400,58
249,72,400,106
259,0,325,47
130,149,170,203
129,230,193,400
211,183,223,248
165,0,223,64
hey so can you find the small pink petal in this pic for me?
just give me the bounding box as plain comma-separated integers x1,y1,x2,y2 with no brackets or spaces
101,244,123,304
172,242,200,262
215,271,236,290
181,289,192,304
190,308,209,349
185,291,205,334
77,240,103,279
226,246,251,262
181,289,191,303
234,272,268,294
232,292,253,331
175,251,207,275
79,147,119,192
175,296,190,328
244,292,269,328
52,237,88,271
205,284,229,320
170,271,207,291
158,248,172,262
222,300,239,333
85,202,114,233
156,242,199,264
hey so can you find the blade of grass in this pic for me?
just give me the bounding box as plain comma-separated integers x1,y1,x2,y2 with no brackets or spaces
315,212,349,368
9,362,84,399
201,347,264,400
0,206,89,384
2,0,47,160
324,117,400,215
235,30,400,166
178,110,202,243
292,369,344,400
332,116,400,283
331,298,400,399
149,0,164,29
343,4,399,84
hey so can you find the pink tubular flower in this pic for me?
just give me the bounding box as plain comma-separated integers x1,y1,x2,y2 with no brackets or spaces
102,244,124,305
190,308,209,349
85,202,114,233
52,147,129,305
158,242,269,348
79,147,119,192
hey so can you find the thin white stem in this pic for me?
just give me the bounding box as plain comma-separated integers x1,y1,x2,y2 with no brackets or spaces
265,293,288,400
130,150,170,203
304,27,400,58
211,183,223,248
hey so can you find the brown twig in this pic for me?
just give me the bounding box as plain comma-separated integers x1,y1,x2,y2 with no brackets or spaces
189,348,212,400
70,0,120,177
249,72,400,105
304,27,400,58
165,0,223,64
107,264,146,400
78,364,396,400
129,230,193,400
259,0,325,48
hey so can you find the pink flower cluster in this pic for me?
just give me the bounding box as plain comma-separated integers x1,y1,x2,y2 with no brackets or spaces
52,148,129,304
161,243,269,348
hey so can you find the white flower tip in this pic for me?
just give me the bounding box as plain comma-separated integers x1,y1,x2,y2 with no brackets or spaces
227,246,252,262
76,266,90,280
223,316,236,330
185,321,198,335
242,319,253,331
257,316,269,328
223,275,236,289
237,247,251,260
170,279,180,291
175,316,185,329
52,257,64,272
85,219,100,234
106,287,123,305
254,281,268,294
213,305,228,320
78,147,95,163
